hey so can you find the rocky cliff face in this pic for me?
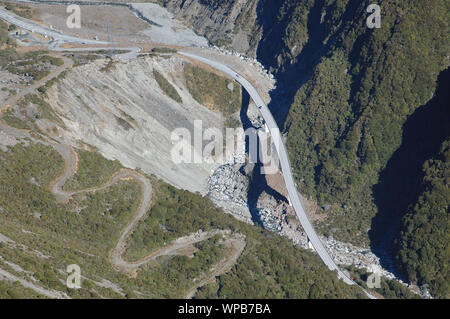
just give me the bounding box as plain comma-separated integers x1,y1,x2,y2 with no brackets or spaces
156,0,340,75
256,191,402,282
158,0,259,54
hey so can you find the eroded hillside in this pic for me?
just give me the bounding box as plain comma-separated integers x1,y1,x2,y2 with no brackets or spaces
1,0,447,299
158,0,450,297
42,55,230,194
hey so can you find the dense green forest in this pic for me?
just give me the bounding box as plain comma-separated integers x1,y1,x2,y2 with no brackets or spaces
178,0,449,297
396,139,449,298
0,142,366,298
275,0,449,296
284,0,449,245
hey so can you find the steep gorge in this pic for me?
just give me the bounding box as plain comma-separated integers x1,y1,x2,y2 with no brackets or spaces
158,0,450,296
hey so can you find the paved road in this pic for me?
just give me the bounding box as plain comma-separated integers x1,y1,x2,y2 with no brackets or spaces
178,51,357,286
0,6,375,296
0,6,141,59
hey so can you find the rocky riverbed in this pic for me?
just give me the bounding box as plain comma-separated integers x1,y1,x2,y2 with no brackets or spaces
206,156,408,284
256,191,405,280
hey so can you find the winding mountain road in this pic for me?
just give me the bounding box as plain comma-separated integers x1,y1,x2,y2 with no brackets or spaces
0,3,377,298
48,143,246,297
178,51,358,287
0,6,141,59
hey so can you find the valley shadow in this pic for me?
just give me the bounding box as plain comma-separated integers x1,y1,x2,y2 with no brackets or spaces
241,0,366,230
255,0,363,128
370,68,450,278
239,89,287,228
255,0,327,128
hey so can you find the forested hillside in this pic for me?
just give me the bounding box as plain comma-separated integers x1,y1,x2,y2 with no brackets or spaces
159,0,449,297
396,138,449,298
284,0,449,245
282,0,449,296
0,142,365,298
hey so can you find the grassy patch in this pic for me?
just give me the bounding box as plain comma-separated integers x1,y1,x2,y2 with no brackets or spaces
114,115,134,131
38,70,67,95
65,53,100,67
18,94,65,127
3,2,33,19
4,53,61,84
153,69,182,103
0,280,48,299
0,20,18,68
1,93,65,131
1,107,30,130
99,59,116,73
118,109,137,127
184,63,241,117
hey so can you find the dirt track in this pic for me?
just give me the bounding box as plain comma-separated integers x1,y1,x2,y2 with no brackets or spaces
0,16,247,298
0,55,73,114
185,232,246,299
48,140,246,298
0,113,247,298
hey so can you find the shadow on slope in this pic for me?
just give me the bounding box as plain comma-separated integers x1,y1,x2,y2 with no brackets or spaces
255,0,364,128
239,89,287,228
370,67,450,278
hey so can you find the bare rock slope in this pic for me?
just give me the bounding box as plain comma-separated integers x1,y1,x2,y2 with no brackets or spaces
45,55,225,194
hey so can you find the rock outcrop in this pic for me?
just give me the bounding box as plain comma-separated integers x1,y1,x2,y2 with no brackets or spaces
256,191,401,281
157,0,259,55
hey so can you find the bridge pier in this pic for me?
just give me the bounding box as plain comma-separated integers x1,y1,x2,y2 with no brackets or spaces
307,237,315,251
